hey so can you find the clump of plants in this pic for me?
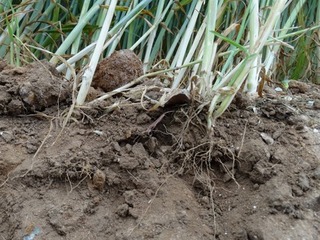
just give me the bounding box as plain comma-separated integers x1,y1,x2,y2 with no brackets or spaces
1,0,319,128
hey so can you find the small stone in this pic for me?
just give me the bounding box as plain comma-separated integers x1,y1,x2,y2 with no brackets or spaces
272,129,283,139
93,130,104,136
275,87,283,92
0,131,14,143
260,132,274,145
306,100,314,108
112,142,121,152
125,144,132,153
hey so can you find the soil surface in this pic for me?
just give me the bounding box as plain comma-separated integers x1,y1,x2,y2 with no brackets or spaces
0,60,320,240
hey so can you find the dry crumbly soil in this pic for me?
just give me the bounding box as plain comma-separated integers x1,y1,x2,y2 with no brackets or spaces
0,60,320,240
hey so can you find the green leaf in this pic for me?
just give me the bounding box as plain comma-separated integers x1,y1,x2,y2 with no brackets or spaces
210,30,249,56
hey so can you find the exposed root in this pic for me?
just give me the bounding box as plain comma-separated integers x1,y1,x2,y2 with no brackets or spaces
161,104,241,228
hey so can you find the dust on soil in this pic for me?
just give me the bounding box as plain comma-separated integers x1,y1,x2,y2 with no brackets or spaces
0,59,320,240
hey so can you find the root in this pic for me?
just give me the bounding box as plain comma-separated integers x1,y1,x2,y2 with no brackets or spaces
166,105,241,227
67,173,89,194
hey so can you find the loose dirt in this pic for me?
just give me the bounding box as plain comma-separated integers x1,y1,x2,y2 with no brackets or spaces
0,60,319,240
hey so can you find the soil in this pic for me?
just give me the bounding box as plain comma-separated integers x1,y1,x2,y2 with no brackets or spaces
0,59,320,240
92,49,143,92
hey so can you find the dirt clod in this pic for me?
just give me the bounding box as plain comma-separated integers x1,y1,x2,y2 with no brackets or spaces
0,61,70,115
116,204,129,217
92,169,106,191
92,49,143,92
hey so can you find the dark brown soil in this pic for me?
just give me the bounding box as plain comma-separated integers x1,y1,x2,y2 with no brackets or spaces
0,61,320,240
92,49,143,92
0,60,69,115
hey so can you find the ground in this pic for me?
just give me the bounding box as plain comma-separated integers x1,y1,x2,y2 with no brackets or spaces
0,60,320,240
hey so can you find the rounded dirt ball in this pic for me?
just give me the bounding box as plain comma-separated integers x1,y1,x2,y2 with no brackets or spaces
92,49,143,92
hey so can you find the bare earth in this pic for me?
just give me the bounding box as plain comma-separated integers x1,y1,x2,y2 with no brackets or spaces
0,60,320,240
